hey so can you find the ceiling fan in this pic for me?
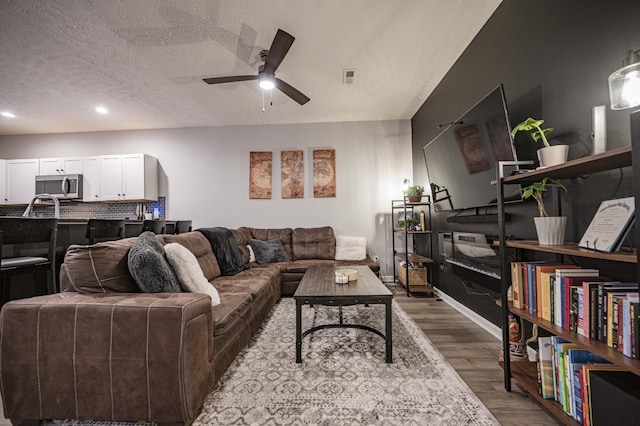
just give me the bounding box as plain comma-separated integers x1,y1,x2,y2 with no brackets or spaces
203,29,310,105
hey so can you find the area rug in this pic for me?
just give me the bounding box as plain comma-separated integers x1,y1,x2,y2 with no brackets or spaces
193,298,499,425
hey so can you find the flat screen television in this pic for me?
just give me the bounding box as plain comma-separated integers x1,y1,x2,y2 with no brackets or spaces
423,84,520,212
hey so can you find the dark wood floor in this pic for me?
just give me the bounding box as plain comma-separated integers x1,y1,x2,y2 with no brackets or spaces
391,283,561,425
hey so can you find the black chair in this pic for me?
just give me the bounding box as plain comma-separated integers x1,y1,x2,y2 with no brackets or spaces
0,217,58,308
142,219,166,235
85,219,126,244
174,220,192,234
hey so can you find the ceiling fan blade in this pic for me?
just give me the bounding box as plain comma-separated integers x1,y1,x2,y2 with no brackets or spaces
275,78,310,105
263,29,295,74
203,75,258,84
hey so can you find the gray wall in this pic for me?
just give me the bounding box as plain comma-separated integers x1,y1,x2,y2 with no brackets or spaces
0,120,412,278
411,0,640,324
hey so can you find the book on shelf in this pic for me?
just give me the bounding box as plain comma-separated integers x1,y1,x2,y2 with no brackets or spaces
535,264,580,320
581,364,625,426
578,196,635,253
511,261,524,309
557,342,581,412
597,283,638,344
566,349,611,423
581,279,613,339
538,336,554,399
555,269,600,329
551,336,569,402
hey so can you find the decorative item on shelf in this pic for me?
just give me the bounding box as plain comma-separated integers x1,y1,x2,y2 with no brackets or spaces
521,177,568,245
511,117,568,168
498,313,527,362
609,49,640,110
403,185,425,202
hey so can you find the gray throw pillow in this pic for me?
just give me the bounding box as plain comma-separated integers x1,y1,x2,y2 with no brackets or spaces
128,231,181,293
248,239,290,264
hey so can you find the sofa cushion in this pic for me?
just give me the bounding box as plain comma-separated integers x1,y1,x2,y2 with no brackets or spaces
128,231,181,293
211,292,253,337
213,267,279,301
249,228,293,260
164,243,220,306
248,239,289,263
292,226,336,260
335,235,367,261
231,227,252,264
157,232,221,281
59,238,139,294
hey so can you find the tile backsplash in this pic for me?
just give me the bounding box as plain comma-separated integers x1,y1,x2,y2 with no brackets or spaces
0,197,166,220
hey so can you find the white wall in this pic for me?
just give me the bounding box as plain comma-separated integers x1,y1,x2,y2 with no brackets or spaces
0,120,412,276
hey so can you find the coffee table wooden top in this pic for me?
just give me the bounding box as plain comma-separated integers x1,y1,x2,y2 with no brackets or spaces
294,265,392,299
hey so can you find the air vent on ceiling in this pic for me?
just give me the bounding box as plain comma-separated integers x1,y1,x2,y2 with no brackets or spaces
343,68,356,85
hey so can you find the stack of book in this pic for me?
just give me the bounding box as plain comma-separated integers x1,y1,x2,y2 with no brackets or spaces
538,336,640,425
538,337,618,424
511,261,640,358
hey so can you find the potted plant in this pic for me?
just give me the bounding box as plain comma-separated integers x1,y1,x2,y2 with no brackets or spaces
511,117,568,168
403,184,425,202
521,177,568,245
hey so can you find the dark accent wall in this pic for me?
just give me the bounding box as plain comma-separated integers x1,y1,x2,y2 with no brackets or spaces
411,0,640,325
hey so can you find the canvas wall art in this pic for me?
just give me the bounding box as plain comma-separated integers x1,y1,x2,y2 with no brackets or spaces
281,150,304,199
313,149,336,198
249,151,272,199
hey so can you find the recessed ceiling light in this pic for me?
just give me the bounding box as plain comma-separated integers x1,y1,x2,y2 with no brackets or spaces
1,111,16,118
95,106,109,114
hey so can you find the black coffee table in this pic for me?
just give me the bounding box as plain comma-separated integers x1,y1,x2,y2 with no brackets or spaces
294,264,393,363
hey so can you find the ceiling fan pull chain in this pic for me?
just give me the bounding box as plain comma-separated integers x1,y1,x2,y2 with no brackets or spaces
262,90,265,112
270,90,273,106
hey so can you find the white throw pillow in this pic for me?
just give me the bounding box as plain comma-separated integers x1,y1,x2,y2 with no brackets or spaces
335,235,367,261
164,243,221,306
247,244,256,263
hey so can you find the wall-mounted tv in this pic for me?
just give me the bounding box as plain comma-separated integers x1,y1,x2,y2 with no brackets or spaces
423,84,520,212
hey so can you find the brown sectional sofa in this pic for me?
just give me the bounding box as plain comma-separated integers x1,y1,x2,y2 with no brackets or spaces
0,226,378,425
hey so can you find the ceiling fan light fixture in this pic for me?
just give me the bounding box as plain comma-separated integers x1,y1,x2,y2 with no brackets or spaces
259,72,275,90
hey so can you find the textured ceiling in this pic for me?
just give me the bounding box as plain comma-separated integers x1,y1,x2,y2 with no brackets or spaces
0,0,501,135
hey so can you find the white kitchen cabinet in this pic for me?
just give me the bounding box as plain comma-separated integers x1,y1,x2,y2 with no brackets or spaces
99,155,125,201
0,160,5,204
95,154,158,202
5,158,39,204
82,156,101,202
39,157,83,175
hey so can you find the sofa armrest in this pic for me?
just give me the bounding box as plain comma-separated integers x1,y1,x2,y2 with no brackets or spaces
0,292,214,424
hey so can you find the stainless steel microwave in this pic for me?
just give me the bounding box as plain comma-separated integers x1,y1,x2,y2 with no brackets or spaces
35,174,83,200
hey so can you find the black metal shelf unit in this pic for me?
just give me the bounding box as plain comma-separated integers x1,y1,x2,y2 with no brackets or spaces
391,195,433,296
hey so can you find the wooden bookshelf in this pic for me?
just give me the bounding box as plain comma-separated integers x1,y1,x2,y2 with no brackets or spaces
498,360,579,425
496,145,638,425
506,240,637,263
500,303,640,375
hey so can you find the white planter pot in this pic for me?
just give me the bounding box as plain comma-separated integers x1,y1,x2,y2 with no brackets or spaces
534,216,567,246
537,145,568,168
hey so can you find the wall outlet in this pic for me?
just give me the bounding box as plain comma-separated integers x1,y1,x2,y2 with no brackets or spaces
373,255,380,262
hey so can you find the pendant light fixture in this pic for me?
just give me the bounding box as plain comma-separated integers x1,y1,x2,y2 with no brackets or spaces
609,49,640,110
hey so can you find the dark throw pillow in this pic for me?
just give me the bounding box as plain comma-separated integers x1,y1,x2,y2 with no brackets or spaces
128,231,181,293
248,239,290,264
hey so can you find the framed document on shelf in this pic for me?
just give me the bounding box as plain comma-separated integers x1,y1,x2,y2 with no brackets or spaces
578,196,635,252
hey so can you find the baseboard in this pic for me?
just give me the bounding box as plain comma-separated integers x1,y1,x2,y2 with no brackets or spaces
433,288,502,341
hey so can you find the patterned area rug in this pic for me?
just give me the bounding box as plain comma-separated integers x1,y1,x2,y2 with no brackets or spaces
194,298,499,425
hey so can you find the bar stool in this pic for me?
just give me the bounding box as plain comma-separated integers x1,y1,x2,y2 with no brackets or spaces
86,219,126,244
0,217,58,307
142,220,166,235
174,220,193,234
